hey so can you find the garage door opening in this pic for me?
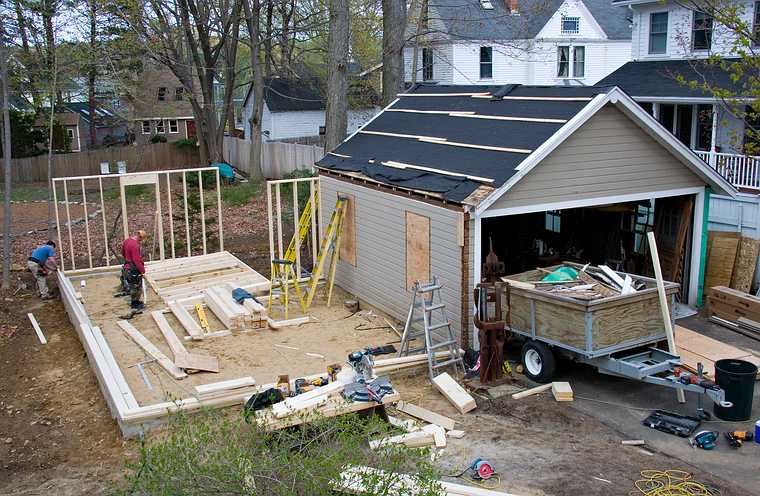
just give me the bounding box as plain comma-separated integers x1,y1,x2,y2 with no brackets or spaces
480,194,696,302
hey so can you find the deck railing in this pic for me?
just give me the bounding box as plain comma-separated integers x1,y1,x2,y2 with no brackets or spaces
694,150,760,190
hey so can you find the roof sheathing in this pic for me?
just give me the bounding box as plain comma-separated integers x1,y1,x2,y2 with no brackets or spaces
316,84,603,203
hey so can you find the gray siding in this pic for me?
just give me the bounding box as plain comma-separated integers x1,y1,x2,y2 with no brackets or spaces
319,175,465,339
487,104,706,211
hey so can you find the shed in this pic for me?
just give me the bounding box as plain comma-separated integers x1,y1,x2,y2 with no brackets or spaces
315,84,735,348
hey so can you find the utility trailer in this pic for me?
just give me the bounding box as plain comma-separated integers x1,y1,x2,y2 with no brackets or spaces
500,264,731,410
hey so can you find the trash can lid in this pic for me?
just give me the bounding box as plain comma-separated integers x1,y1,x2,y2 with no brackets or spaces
715,359,758,375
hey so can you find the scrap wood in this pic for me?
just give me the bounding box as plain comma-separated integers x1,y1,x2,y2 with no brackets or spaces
395,400,456,431
368,431,436,450
421,423,447,448
334,465,520,496
174,352,220,373
27,313,47,344
432,372,477,414
116,320,187,380
447,429,466,439
271,381,345,418
511,383,552,399
551,381,573,402
709,316,760,342
387,415,418,432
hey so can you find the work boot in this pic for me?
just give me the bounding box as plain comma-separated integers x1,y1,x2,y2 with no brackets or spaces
131,301,145,311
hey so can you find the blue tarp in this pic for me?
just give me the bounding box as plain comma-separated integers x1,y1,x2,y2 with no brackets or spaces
212,162,235,179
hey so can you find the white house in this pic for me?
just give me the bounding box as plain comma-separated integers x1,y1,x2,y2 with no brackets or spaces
598,0,758,188
404,0,632,86
242,78,378,142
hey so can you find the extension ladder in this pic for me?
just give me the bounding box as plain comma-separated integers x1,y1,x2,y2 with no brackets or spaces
283,193,319,271
398,277,465,380
301,196,348,310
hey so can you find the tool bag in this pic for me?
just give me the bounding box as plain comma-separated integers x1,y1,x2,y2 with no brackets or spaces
243,388,284,423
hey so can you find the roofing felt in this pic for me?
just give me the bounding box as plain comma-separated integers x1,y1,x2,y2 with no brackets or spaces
426,0,631,41
596,58,745,98
316,84,607,202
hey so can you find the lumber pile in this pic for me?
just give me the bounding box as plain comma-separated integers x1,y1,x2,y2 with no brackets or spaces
333,465,521,496
708,286,760,325
704,232,760,294
372,350,463,375
674,325,760,380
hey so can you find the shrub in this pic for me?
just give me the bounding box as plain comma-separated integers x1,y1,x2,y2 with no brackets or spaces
150,134,167,144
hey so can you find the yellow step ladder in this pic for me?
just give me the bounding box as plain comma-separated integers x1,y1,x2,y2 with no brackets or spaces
301,196,348,310
283,193,319,266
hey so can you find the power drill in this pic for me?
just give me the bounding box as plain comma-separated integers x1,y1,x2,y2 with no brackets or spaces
724,431,754,448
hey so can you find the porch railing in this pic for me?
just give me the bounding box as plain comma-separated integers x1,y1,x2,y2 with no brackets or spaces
694,150,760,190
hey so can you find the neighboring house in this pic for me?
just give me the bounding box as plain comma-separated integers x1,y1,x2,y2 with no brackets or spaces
403,0,632,86
127,66,197,145
598,0,758,188
33,111,86,152
315,84,734,347
241,78,379,142
61,102,129,147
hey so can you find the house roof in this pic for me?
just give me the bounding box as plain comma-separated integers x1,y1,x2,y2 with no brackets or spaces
62,102,125,127
420,0,631,41
34,112,80,127
596,58,746,99
315,84,735,207
243,78,325,112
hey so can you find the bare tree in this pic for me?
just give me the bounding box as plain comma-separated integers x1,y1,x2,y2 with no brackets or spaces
325,0,349,151
0,19,12,289
382,0,406,103
242,0,266,181
86,0,98,147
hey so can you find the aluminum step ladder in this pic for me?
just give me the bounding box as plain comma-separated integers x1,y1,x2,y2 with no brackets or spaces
398,277,464,380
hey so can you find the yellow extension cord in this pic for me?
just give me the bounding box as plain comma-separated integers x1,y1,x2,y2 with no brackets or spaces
632,470,720,496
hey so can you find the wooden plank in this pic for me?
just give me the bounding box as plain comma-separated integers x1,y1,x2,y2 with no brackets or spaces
422,423,447,448
369,431,435,450
174,352,220,373
151,311,186,357
675,325,753,361
120,172,158,186
195,377,256,396
511,383,552,399
168,302,205,340
203,288,243,328
432,372,476,414
551,381,574,402
27,313,47,344
704,232,740,292
338,192,356,265
648,232,685,404
405,211,430,290
395,400,456,430
730,237,760,293
115,320,187,380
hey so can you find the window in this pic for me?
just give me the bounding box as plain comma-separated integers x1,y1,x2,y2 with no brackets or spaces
141,120,151,134
557,46,570,77
169,119,179,133
545,211,561,233
557,45,584,78
155,119,165,134
66,128,74,139
480,0,494,9
561,16,580,35
634,203,654,254
753,1,760,45
175,87,184,101
157,87,167,101
479,46,493,79
649,12,668,54
692,11,713,50
422,48,434,81
572,46,585,78
696,104,714,151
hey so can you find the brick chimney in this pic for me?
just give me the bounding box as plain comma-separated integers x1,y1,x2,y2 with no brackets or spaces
508,0,519,14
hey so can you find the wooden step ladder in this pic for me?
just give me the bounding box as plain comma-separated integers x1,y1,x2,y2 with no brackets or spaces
398,277,465,380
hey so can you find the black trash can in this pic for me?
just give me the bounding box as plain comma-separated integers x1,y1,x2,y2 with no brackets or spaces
713,359,758,421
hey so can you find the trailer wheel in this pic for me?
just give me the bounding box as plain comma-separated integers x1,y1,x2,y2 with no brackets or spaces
521,340,555,383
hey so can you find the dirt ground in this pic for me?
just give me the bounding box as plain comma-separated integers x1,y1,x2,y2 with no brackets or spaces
0,202,92,237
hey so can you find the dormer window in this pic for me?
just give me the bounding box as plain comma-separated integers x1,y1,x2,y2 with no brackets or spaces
480,0,494,9
561,16,580,35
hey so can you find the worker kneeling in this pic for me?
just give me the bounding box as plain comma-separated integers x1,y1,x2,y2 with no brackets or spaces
120,230,148,310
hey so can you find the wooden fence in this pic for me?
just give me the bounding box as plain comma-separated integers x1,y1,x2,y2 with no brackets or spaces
223,137,323,179
5,142,201,183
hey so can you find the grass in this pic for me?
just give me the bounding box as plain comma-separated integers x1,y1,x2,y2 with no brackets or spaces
221,180,263,206
102,184,154,202
0,184,51,202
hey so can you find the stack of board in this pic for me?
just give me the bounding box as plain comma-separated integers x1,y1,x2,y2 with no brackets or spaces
675,325,760,380
551,382,573,402
708,286,760,323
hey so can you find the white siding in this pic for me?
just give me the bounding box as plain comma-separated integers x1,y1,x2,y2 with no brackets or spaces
535,0,607,39
404,44,455,83
630,0,754,60
319,175,467,339
445,40,630,86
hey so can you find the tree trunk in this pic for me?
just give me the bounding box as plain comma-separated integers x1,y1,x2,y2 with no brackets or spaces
1,32,13,289
278,0,295,77
325,0,349,152
14,0,41,110
382,0,407,104
88,0,97,148
410,0,426,85
46,47,57,234
265,0,273,79
243,0,265,181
